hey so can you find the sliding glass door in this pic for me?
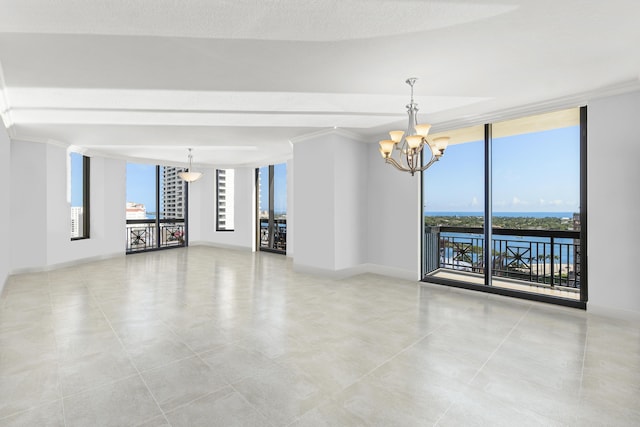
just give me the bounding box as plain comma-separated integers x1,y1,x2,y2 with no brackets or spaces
422,107,586,307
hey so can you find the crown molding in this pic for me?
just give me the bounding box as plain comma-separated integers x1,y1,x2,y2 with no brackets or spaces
0,60,16,137
430,78,640,134
10,135,71,148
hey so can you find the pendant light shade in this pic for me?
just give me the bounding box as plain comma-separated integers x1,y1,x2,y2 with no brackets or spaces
178,148,203,182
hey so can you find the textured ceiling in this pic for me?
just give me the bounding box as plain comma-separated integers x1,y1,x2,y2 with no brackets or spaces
1,0,639,167
0,0,518,41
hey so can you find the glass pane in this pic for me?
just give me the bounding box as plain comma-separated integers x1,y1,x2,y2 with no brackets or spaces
491,108,581,300
160,166,186,247
258,166,269,249
160,166,186,220
257,164,287,252
273,163,287,251
126,163,157,252
70,152,85,238
258,166,269,221
217,169,235,231
422,125,485,284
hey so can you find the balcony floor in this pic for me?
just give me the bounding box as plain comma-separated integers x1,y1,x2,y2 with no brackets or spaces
427,269,580,301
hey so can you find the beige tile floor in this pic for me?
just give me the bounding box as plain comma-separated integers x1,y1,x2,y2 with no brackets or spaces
0,246,638,426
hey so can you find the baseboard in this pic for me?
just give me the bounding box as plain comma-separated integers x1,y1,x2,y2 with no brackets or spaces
293,262,419,281
363,263,421,282
189,241,253,252
10,252,124,275
292,263,367,280
587,303,640,323
0,273,7,296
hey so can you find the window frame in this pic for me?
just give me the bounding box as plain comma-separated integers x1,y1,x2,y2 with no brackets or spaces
420,107,587,310
70,153,90,241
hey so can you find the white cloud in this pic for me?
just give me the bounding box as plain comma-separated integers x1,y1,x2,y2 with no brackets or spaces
538,199,563,206
512,196,529,206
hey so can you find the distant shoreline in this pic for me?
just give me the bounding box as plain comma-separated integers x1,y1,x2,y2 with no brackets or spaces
425,211,576,218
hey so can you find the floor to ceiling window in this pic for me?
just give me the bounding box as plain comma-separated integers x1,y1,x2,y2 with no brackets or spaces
422,107,586,308
422,125,484,286
125,163,188,253
257,163,287,253
69,151,90,240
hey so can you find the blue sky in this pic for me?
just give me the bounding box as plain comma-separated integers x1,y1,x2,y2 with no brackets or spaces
259,163,287,214
70,152,85,207
423,126,580,213
126,163,157,211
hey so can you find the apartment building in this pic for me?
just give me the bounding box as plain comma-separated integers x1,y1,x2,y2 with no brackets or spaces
161,167,186,219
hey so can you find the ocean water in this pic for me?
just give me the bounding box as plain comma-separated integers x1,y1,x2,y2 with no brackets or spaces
425,211,579,264
425,211,576,218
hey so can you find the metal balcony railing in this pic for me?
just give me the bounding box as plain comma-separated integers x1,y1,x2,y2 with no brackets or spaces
424,226,581,288
126,219,186,253
259,218,287,252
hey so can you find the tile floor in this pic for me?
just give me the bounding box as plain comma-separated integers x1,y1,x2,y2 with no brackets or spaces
1,246,639,426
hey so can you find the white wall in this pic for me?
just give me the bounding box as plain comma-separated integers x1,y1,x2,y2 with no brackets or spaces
189,166,255,250
587,90,640,317
0,122,11,293
334,138,368,270
366,144,422,280
292,130,420,279
46,149,125,266
10,141,125,273
293,135,336,271
10,140,48,271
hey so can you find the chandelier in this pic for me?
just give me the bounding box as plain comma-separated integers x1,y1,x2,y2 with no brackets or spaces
178,148,203,182
379,78,449,176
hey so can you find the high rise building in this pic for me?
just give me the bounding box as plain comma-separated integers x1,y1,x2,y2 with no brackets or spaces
217,169,235,230
70,206,83,238
162,167,185,219
125,202,147,220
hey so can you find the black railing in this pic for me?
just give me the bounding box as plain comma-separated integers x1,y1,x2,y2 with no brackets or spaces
126,219,185,253
424,226,580,288
259,218,287,252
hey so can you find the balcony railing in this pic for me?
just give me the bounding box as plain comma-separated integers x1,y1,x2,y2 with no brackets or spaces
126,219,185,253
259,218,287,252
424,226,580,288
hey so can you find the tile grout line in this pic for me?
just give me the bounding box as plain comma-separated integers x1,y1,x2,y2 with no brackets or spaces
145,309,275,427
433,304,533,426
188,338,277,427
230,383,278,427
575,319,589,424
0,274,64,424
285,304,477,426
87,284,174,427
47,274,68,427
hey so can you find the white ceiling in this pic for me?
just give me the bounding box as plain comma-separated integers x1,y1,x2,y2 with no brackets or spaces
1,0,639,167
